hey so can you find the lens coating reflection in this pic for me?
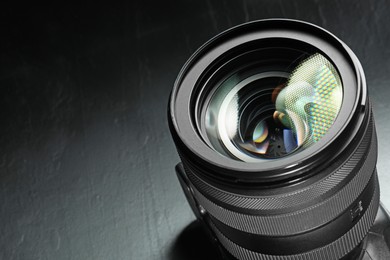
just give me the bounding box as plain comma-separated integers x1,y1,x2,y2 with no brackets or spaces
253,121,268,144
275,53,343,147
204,52,343,162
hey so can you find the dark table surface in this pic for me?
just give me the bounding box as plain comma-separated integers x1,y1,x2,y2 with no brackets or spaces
1,1,390,259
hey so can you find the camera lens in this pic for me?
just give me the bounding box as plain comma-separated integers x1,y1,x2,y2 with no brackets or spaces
169,19,378,260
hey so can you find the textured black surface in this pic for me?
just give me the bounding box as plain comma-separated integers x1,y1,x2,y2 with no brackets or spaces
1,1,390,260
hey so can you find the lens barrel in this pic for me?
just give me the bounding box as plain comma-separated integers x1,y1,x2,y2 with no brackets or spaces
169,19,378,260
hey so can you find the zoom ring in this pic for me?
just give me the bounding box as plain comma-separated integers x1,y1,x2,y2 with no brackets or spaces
210,178,379,260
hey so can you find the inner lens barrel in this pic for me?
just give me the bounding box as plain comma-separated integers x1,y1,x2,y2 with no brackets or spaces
169,19,378,260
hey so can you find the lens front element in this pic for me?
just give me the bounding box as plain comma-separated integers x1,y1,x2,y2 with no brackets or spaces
204,53,343,162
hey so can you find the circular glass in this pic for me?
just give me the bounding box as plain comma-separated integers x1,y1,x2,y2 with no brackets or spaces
201,50,343,162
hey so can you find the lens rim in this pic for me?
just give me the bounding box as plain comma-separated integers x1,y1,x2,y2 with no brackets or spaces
169,19,366,183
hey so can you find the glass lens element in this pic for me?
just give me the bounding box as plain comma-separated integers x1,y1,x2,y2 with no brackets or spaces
203,53,343,162
275,53,343,147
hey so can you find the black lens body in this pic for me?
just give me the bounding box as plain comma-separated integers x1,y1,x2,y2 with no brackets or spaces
168,19,390,260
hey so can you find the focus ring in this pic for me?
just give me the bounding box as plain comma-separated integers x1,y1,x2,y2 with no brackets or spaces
210,178,379,260
186,116,375,213
191,126,376,235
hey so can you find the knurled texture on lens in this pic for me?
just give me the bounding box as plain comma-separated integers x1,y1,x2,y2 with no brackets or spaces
186,118,375,213
210,181,379,260
191,129,376,235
